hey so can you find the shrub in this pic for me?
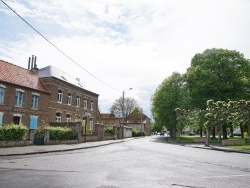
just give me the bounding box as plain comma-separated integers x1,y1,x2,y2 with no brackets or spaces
0,124,28,140
48,126,77,140
132,130,145,137
104,127,114,134
35,124,48,138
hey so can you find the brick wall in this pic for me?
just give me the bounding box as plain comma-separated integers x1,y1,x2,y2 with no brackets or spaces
0,81,50,127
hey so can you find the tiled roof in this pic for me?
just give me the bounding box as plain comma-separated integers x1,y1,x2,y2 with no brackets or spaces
0,60,49,93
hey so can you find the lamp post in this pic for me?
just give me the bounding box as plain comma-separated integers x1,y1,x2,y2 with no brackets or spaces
122,88,133,139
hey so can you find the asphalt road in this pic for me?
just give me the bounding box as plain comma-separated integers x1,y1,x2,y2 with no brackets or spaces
0,136,249,188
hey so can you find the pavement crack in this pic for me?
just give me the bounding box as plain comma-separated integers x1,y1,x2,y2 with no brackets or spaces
171,184,206,188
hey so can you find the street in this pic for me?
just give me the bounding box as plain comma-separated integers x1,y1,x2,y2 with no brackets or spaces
0,136,249,188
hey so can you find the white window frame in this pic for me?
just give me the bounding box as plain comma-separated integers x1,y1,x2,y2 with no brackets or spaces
56,112,61,122
15,90,24,107
84,99,88,109
90,100,94,111
57,90,63,103
31,94,39,109
67,93,72,105
66,114,71,122
76,96,80,107
90,119,93,130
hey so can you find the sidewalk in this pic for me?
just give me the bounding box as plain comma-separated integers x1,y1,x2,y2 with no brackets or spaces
0,139,133,156
185,144,250,154
1,138,249,156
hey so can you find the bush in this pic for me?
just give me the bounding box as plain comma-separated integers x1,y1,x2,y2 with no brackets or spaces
132,130,145,137
35,124,48,138
104,127,114,134
0,124,28,140
48,126,77,140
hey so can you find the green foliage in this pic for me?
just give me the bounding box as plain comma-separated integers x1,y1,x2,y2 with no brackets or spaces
151,72,188,138
186,48,250,110
48,126,77,140
104,127,114,134
35,124,48,138
0,124,28,140
132,130,145,137
81,121,86,135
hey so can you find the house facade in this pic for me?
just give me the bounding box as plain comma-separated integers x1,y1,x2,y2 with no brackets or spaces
100,111,121,127
38,65,99,133
0,60,50,128
0,58,99,134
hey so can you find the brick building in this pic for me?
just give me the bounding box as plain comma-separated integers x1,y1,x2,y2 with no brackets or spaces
38,65,99,133
0,60,50,128
0,58,99,134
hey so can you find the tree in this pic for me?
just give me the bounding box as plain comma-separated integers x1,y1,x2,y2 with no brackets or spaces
185,48,250,110
110,97,138,122
151,72,188,138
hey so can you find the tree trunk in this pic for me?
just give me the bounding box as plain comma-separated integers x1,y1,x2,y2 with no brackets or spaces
240,125,244,138
171,125,176,139
222,124,227,139
205,130,210,146
200,127,203,137
230,124,234,138
212,127,216,139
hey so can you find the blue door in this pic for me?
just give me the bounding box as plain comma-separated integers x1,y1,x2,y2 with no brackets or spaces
30,116,38,132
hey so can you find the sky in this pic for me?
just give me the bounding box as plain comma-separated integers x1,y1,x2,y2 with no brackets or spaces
0,0,250,119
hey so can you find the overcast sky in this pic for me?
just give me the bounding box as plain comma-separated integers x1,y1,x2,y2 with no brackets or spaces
1,0,250,118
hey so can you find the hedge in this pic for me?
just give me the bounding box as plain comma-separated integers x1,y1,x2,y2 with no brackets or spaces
48,126,77,140
0,124,28,140
132,130,145,137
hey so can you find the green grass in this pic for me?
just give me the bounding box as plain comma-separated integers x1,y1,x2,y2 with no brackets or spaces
174,134,250,145
227,145,250,150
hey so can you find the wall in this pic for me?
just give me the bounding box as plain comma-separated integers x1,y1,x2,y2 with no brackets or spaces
0,81,50,127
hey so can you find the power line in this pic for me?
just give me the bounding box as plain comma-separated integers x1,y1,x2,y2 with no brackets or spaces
1,0,121,92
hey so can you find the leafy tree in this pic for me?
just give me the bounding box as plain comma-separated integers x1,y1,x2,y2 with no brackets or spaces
185,48,250,110
110,97,138,122
151,72,188,138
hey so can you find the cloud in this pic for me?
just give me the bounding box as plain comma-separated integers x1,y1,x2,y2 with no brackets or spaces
1,0,250,119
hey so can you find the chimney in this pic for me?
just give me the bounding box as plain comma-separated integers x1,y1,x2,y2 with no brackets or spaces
28,57,31,70
29,55,39,74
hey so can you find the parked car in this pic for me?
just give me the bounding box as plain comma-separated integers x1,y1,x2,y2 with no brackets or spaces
160,132,165,136
188,132,195,136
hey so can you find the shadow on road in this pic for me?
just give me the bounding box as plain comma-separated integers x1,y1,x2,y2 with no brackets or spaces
150,135,170,143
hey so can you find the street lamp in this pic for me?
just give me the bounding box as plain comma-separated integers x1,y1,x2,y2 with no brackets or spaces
122,88,133,139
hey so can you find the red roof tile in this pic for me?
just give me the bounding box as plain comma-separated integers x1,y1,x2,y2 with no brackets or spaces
0,60,49,93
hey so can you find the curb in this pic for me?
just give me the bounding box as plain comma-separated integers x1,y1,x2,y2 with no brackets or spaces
0,140,126,157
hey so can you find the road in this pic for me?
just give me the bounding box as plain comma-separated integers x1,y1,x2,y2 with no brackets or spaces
0,136,249,188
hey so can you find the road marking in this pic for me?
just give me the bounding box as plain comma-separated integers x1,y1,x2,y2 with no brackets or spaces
202,174,250,179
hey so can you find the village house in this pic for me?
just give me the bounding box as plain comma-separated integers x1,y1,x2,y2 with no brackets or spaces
0,56,99,134
0,59,50,128
38,64,99,133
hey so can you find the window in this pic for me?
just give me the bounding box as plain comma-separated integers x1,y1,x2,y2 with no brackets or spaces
84,99,88,109
66,114,71,122
0,113,3,127
76,96,80,107
0,86,5,104
67,93,72,105
56,113,61,122
57,90,63,103
31,95,39,109
90,100,94,111
15,90,24,107
90,119,93,130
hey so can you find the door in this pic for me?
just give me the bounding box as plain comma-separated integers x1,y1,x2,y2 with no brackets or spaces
30,116,38,131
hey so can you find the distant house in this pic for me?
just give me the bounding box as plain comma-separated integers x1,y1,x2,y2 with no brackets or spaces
38,65,99,133
127,108,151,136
0,59,50,129
100,111,121,127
